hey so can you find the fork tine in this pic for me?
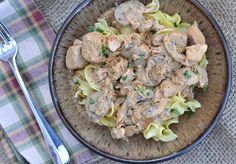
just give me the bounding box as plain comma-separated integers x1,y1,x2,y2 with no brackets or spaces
0,29,9,43
0,20,14,41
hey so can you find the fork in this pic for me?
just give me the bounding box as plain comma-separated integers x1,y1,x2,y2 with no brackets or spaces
0,20,70,164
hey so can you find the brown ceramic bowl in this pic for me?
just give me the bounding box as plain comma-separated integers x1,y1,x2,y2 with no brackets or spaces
49,0,232,163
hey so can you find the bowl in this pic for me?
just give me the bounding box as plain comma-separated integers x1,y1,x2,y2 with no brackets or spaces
49,0,232,163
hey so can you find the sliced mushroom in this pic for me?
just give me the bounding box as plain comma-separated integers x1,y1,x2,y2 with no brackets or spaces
163,32,189,66
142,98,169,118
132,43,151,67
115,1,146,29
188,24,206,45
186,44,208,66
82,32,107,63
85,91,113,119
172,67,199,86
152,33,165,46
66,39,88,69
146,54,167,86
106,56,128,81
107,34,122,52
138,19,155,33
121,33,142,58
160,79,186,97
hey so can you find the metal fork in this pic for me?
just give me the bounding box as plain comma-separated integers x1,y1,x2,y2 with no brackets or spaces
0,20,70,164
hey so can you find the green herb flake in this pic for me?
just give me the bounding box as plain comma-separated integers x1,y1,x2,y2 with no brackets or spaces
139,88,145,94
87,25,94,32
100,45,110,58
127,63,133,68
203,85,208,92
121,75,128,81
138,53,145,60
149,29,157,35
88,98,96,105
186,110,194,119
174,22,179,28
96,27,104,33
146,92,151,97
183,70,192,79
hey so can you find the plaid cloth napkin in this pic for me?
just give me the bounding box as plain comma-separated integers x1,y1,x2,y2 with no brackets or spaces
0,0,104,163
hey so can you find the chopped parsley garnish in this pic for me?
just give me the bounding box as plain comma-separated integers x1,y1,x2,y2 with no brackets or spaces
87,25,94,32
138,53,145,60
203,85,208,92
186,110,194,119
100,45,109,58
174,22,179,28
146,91,151,97
88,98,96,105
149,29,157,35
127,63,133,68
139,88,145,94
183,70,192,79
121,75,128,81
96,27,104,33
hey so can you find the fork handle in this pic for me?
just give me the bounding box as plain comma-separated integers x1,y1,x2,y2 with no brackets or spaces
9,56,70,164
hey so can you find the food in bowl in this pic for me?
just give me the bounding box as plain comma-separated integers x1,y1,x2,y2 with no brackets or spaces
65,0,209,142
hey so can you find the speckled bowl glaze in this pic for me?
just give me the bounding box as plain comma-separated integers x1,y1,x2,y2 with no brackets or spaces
49,0,232,163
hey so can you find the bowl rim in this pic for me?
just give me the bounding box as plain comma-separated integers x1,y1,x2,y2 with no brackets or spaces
48,0,232,163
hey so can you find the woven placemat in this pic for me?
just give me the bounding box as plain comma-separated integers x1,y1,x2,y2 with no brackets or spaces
1,0,235,163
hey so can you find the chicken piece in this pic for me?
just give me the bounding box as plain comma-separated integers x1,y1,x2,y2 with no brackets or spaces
159,110,172,121
85,91,113,122
172,67,199,86
188,25,206,45
106,56,128,81
163,32,189,66
91,67,108,84
111,126,126,139
101,77,116,97
82,32,107,63
121,33,142,58
66,39,88,69
182,87,194,100
117,100,129,123
152,34,165,46
196,65,208,88
186,44,208,66
160,80,186,97
120,68,136,85
138,19,155,33
119,85,130,96
142,98,169,118
125,125,139,137
107,34,122,52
